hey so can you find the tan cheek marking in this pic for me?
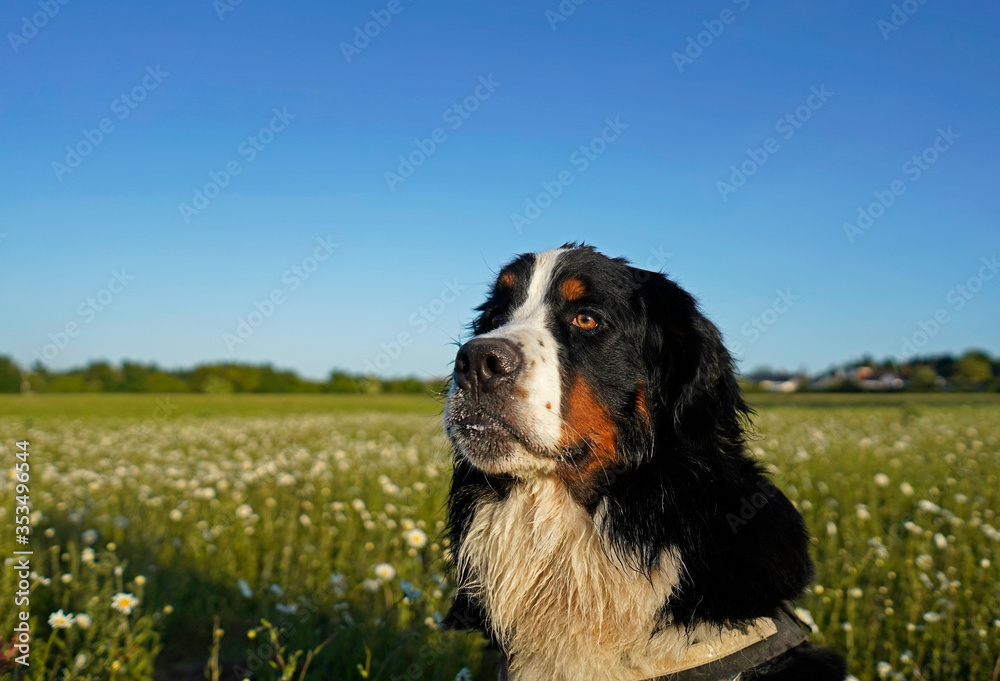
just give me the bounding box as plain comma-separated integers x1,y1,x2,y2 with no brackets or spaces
560,277,586,301
559,375,618,475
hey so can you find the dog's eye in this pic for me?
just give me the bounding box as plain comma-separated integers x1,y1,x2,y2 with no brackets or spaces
491,313,508,329
572,313,598,330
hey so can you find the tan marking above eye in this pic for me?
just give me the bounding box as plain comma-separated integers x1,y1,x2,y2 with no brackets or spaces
572,314,598,330
497,270,516,288
560,277,586,301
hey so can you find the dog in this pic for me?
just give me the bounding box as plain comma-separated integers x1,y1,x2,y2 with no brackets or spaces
442,245,846,681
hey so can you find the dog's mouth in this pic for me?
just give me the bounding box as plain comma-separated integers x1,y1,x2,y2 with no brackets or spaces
446,406,553,473
450,411,522,443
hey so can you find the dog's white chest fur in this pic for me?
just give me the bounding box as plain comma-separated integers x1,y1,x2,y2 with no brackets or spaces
458,478,695,681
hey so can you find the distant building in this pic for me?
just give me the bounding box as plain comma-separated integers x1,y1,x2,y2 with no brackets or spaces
747,372,800,393
858,373,905,391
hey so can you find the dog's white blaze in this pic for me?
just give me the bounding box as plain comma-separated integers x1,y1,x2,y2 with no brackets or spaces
459,478,695,681
477,248,564,463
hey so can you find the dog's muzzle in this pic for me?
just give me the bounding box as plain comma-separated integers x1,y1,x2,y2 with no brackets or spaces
453,337,522,399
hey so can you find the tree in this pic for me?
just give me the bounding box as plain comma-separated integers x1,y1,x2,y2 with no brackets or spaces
201,375,235,394
82,361,122,391
144,372,190,392
910,365,938,391
0,356,22,393
955,351,993,385
121,361,154,392
327,371,360,393
25,361,49,392
46,374,102,392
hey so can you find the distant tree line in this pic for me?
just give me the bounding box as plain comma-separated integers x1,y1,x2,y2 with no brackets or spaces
742,350,999,393
1,351,997,395
0,358,444,395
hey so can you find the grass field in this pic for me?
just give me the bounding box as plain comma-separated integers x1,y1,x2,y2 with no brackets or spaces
1,393,998,680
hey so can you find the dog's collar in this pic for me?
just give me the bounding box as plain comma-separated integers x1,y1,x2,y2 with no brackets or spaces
637,603,810,681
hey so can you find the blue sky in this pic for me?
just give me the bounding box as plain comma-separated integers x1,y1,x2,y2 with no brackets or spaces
1,0,997,380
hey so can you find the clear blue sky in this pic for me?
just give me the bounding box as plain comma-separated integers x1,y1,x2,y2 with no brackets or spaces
1,0,997,379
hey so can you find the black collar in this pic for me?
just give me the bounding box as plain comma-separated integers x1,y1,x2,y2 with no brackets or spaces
494,603,811,681
642,604,810,681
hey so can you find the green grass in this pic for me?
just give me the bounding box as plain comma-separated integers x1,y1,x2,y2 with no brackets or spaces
0,393,997,680
0,392,444,419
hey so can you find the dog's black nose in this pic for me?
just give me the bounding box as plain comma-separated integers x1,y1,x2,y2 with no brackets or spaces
454,338,522,394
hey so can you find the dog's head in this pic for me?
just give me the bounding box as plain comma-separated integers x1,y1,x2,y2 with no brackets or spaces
444,243,746,493
445,245,813,628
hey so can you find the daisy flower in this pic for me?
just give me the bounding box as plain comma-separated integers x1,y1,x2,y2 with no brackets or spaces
111,592,140,615
48,609,75,629
404,528,428,549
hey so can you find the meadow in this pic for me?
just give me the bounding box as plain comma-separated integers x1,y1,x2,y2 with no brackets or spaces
0,393,998,680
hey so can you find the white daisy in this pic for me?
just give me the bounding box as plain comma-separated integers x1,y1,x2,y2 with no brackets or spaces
48,609,75,629
404,528,428,549
111,592,140,615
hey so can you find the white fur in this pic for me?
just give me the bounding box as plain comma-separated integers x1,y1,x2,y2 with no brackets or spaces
473,248,565,474
458,477,708,681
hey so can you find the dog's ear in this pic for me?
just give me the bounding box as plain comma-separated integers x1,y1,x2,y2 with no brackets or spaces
608,270,814,626
635,271,749,446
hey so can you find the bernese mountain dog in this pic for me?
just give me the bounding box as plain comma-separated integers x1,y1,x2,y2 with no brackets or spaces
443,245,847,681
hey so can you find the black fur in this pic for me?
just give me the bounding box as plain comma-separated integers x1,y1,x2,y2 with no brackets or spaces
445,245,845,679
